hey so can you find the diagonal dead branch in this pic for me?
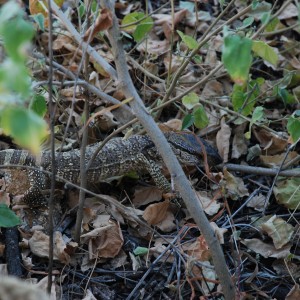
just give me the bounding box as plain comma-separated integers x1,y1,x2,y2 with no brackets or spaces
99,1,235,299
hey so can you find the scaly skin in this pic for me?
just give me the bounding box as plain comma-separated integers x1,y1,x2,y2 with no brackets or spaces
0,131,222,207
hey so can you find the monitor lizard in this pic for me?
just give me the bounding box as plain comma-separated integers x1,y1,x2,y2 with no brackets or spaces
0,131,222,207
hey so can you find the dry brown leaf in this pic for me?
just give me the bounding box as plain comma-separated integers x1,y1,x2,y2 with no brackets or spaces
28,231,70,264
52,34,73,51
261,215,294,249
259,151,298,168
246,193,265,212
80,221,123,259
196,191,220,216
184,236,211,261
83,8,113,41
133,186,163,207
0,276,49,300
137,39,170,55
143,200,170,225
155,210,176,232
232,124,249,159
278,3,299,20
159,119,182,132
216,118,231,162
241,238,291,259
201,80,224,98
210,222,228,244
222,169,249,200
82,289,97,300
253,128,288,155
286,284,300,300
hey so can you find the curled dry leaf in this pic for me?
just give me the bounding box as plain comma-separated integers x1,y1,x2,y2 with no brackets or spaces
133,186,163,207
259,151,298,168
232,124,249,159
210,222,228,244
143,200,170,225
184,235,211,262
80,220,123,259
28,231,70,264
253,128,287,155
285,284,300,300
196,191,220,216
216,118,231,162
83,8,113,41
246,193,265,212
221,169,249,200
241,238,291,259
261,215,294,249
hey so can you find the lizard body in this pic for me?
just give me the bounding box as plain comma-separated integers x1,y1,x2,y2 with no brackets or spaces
0,132,222,207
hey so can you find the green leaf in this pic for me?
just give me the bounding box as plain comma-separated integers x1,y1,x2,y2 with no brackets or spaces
182,114,194,130
237,17,254,29
222,33,252,85
30,95,47,117
249,1,272,17
31,13,45,31
252,40,278,67
261,12,271,25
245,106,264,139
122,12,153,42
0,107,48,154
182,92,199,109
0,18,34,62
0,204,21,227
278,88,295,105
133,17,154,42
265,17,279,32
133,247,149,256
252,106,264,123
287,116,300,143
0,59,31,98
193,105,209,129
177,30,198,50
274,178,300,210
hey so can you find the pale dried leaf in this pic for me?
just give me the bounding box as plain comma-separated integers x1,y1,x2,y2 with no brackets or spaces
0,276,49,300
286,284,300,300
222,169,249,200
184,236,211,261
260,152,298,168
82,289,97,300
261,215,294,249
253,128,288,155
80,221,123,258
28,231,70,264
156,210,176,232
246,193,265,211
143,200,170,225
210,222,228,244
83,8,113,41
133,186,163,207
196,191,220,216
216,118,231,162
241,238,291,258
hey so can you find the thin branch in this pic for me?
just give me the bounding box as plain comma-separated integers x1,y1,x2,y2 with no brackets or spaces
100,1,235,298
46,0,55,294
224,163,300,177
50,0,117,80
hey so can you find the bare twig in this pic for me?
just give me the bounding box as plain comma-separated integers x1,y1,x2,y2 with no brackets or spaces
50,1,117,80
46,0,55,294
223,163,300,177
100,1,235,298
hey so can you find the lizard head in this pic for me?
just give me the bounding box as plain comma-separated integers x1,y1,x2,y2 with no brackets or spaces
165,131,223,167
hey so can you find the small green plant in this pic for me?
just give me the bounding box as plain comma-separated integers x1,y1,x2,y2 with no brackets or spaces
0,1,48,154
121,12,154,42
